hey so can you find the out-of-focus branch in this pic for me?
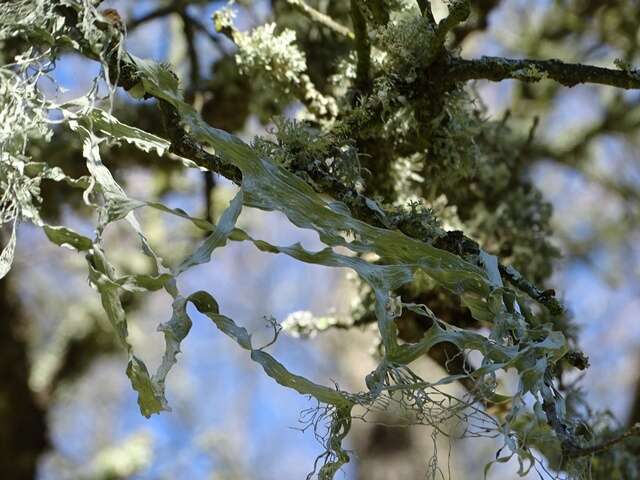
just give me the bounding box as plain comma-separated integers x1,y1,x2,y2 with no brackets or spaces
531,97,640,168
418,0,435,23
127,4,176,30
434,0,470,47
365,0,390,26
628,368,640,428
447,56,640,89
285,0,354,39
128,4,224,51
450,0,501,48
180,11,200,89
178,9,218,225
567,424,640,458
351,0,371,94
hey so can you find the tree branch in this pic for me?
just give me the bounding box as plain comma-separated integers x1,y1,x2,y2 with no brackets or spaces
435,0,470,46
350,0,371,94
285,0,354,40
450,0,501,48
447,56,640,89
127,4,176,30
180,11,200,89
566,424,640,458
78,6,567,317
418,0,435,23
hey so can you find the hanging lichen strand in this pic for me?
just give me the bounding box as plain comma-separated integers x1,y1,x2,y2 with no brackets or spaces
2,1,640,478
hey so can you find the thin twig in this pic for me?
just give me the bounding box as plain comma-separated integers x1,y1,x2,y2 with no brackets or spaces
285,0,354,39
183,12,226,50
127,5,175,30
180,11,200,89
566,424,640,459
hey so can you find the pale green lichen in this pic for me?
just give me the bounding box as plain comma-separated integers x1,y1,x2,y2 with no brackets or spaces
231,21,337,118
235,23,307,87
253,118,362,191
512,64,548,82
281,310,350,338
376,10,436,78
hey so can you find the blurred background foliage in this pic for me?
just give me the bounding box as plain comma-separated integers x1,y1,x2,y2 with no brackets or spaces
1,0,640,478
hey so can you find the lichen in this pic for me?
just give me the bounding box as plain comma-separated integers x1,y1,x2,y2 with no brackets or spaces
376,10,436,77
230,20,337,118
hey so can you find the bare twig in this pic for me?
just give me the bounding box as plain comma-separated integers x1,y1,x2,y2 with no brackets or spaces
435,0,471,44
350,0,371,94
285,0,354,39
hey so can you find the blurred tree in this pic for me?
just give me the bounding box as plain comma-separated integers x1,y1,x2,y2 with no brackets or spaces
1,0,640,479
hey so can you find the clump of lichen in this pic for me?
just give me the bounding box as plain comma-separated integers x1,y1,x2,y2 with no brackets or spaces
216,11,337,118
253,118,362,191
376,9,436,79
385,200,442,240
235,22,307,91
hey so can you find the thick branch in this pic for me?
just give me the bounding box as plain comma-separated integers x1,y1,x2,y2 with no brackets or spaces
447,56,640,89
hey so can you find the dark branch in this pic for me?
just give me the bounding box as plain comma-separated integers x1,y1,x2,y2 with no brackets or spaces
350,0,371,94
450,0,501,48
566,424,640,459
418,1,435,24
180,11,200,90
447,56,640,89
435,0,470,46
127,5,176,30
183,12,225,49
